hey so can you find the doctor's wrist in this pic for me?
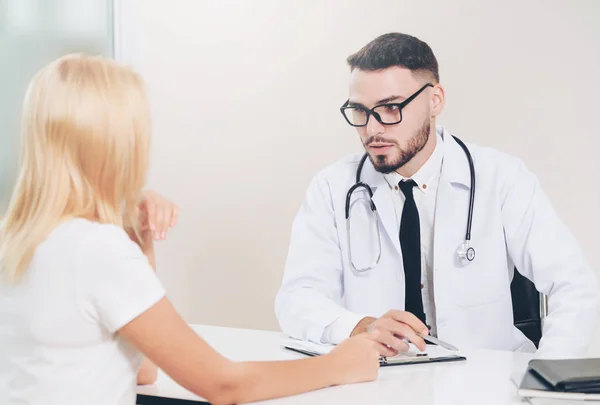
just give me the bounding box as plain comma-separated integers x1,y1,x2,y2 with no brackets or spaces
350,317,377,337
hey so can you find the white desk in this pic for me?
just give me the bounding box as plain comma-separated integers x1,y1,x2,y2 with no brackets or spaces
136,325,533,405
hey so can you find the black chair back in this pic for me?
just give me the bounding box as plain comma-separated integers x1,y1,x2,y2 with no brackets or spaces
510,268,543,347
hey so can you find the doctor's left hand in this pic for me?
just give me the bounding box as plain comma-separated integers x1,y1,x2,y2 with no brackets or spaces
138,190,179,241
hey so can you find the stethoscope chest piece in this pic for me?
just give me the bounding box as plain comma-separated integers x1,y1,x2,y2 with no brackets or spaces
457,241,476,265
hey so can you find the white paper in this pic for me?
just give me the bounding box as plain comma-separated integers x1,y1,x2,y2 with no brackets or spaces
281,337,458,360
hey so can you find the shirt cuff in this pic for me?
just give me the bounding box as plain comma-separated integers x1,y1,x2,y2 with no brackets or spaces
321,311,369,344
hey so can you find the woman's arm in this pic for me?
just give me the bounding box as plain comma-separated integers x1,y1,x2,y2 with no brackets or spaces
126,220,160,385
119,297,380,405
121,192,379,401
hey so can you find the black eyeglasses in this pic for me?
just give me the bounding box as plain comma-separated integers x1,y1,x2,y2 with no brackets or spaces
340,83,434,127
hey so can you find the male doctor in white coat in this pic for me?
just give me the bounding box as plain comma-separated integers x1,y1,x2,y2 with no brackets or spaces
275,32,600,358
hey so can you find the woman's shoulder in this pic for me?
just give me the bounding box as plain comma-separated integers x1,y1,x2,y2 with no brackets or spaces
51,218,138,259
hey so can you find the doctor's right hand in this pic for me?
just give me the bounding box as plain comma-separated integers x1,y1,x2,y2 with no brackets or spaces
350,311,428,357
327,333,381,384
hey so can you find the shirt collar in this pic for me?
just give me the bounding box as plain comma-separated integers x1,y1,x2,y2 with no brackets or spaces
383,131,444,193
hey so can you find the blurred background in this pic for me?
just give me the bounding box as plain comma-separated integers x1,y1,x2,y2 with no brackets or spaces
0,0,113,210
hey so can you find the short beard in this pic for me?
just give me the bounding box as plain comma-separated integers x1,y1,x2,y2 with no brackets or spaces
367,120,430,174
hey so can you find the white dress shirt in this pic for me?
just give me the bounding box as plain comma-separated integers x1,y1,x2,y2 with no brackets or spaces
321,132,444,343
383,132,444,337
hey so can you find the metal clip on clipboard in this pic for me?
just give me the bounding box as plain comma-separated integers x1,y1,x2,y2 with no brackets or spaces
380,352,430,366
378,352,466,367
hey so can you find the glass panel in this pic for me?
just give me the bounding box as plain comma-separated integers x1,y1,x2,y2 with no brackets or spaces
0,0,113,211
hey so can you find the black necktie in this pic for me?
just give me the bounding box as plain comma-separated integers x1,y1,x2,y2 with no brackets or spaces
398,180,426,324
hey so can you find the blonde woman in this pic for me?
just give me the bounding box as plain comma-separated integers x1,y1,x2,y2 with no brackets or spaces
0,54,381,405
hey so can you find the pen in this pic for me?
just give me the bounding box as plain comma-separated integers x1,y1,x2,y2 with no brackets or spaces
417,333,459,352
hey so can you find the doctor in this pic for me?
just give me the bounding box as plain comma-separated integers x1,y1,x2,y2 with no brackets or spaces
275,32,600,359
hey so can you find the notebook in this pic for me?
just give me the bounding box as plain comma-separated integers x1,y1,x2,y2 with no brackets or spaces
514,360,600,401
528,359,600,393
281,337,466,367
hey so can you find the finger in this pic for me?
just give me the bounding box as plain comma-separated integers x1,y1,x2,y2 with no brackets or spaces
361,331,395,355
370,328,407,354
386,310,429,335
373,340,397,358
160,205,170,239
144,199,157,232
382,320,427,352
377,318,424,351
162,204,173,238
170,205,179,228
137,205,150,231
156,205,167,240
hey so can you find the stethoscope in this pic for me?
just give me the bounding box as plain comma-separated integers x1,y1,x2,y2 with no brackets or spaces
345,135,476,273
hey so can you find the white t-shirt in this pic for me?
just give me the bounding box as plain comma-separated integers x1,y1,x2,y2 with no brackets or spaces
0,218,165,405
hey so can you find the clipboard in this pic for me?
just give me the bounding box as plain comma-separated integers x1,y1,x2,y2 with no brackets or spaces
283,343,466,367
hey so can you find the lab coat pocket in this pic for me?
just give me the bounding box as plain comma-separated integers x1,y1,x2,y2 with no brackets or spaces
449,234,508,307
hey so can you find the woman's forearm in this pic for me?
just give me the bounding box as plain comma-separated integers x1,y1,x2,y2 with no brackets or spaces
208,356,340,405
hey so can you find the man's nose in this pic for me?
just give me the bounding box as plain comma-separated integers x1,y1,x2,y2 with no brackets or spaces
366,113,384,138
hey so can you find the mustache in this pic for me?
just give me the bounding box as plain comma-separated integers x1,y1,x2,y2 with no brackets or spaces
364,136,397,146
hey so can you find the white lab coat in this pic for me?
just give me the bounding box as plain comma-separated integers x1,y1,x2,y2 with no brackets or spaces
275,126,600,358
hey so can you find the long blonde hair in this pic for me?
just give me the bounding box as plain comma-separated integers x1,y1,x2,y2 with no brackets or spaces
0,53,151,281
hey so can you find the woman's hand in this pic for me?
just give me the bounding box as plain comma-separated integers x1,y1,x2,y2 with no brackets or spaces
138,190,179,241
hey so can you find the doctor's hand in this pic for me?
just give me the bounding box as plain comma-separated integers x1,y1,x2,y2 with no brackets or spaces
327,333,381,384
350,311,428,357
138,190,179,241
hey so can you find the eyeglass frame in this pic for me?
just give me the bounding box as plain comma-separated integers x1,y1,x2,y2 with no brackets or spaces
340,83,434,127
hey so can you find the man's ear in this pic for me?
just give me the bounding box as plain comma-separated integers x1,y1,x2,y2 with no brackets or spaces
431,83,445,118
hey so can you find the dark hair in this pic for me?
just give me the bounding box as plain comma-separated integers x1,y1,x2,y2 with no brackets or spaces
347,33,439,83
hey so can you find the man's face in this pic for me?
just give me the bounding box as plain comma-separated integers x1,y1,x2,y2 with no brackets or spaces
346,67,433,174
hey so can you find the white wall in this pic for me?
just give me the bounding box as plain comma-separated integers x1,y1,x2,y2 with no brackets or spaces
115,0,600,350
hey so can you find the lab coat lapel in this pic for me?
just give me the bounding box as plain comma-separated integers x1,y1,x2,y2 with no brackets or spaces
372,185,401,255
433,130,473,265
434,174,459,262
362,161,402,256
